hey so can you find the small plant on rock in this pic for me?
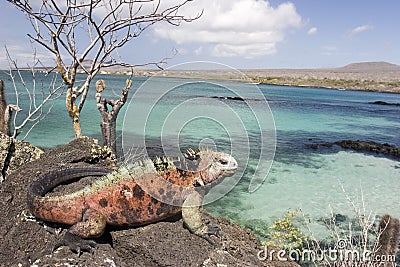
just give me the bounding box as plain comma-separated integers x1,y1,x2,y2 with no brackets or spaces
263,210,307,252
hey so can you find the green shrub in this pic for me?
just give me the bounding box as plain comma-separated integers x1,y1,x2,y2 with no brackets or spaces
263,210,307,252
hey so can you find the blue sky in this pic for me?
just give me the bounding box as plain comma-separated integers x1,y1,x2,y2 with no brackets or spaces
0,0,399,69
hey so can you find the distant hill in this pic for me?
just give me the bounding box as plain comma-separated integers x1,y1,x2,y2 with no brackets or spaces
337,61,400,72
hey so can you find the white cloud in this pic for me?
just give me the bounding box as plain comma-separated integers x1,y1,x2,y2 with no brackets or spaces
307,27,318,35
351,25,372,34
177,48,188,55
194,47,203,56
0,43,54,68
153,0,302,58
322,46,338,56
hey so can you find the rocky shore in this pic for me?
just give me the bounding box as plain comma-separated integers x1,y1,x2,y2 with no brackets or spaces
307,139,400,159
2,135,397,266
0,137,299,267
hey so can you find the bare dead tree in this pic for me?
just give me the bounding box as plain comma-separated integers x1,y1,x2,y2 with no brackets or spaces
0,79,9,134
4,47,64,139
8,0,200,138
95,78,131,155
0,79,25,137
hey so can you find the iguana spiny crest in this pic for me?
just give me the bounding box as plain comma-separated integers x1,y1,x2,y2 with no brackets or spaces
27,147,237,254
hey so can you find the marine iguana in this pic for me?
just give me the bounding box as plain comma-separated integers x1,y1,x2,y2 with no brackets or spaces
27,148,237,253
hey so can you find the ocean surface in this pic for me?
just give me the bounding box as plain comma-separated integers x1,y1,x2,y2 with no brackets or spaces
1,70,400,240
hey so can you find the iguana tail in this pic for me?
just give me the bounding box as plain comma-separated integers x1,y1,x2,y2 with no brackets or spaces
27,166,113,213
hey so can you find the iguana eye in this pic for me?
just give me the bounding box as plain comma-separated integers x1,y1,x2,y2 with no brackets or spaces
218,159,228,165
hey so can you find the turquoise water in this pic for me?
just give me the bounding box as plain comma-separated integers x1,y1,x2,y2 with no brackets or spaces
1,70,400,239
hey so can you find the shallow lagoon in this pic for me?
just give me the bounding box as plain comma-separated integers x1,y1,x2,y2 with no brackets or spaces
2,71,399,239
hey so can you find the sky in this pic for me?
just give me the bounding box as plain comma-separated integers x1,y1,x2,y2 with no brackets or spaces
0,0,399,69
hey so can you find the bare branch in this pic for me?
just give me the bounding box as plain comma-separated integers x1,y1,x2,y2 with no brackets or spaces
4,46,64,139
8,0,199,137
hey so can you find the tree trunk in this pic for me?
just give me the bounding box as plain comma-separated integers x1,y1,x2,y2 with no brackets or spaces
72,112,82,138
4,107,12,137
0,80,7,134
66,87,82,138
95,79,131,156
100,118,117,156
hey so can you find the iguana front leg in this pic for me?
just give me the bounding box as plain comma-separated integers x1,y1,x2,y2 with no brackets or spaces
55,208,106,254
68,208,107,238
182,190,220,243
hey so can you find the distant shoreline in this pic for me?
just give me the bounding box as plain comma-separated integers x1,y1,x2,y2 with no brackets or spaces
253,80,400,94
2,61,400,94
134,61,400,94
143,69,400,94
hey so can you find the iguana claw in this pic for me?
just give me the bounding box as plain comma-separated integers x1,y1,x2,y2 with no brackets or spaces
202,224,221,245
207,224,221,236
53,232,97,256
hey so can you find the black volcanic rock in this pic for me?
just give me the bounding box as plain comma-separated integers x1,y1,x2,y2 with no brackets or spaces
0,137,297,266
369,101,400,106
306,140,400,159
335,140,400,159
210,95,246,101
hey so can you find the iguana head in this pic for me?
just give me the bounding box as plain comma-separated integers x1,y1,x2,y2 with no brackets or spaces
184,148,238,187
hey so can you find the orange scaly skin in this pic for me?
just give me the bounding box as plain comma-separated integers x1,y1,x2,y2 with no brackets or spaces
27,148,238,253
31,171,192,226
